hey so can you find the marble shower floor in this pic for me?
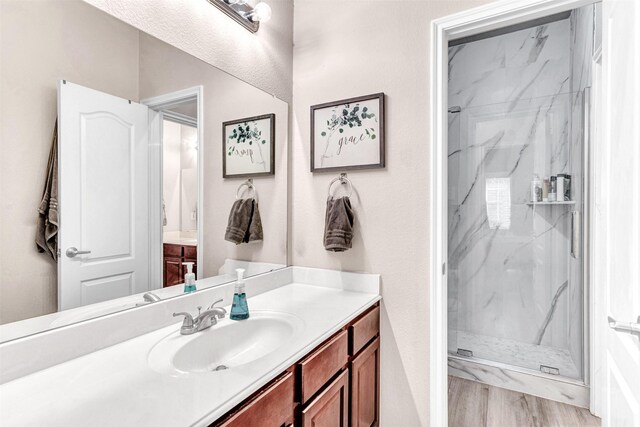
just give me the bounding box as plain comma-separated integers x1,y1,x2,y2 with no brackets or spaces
452,331,581,379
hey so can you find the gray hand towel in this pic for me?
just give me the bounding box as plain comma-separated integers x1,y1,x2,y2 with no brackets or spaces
36,120,59,261
225,198,263,245
247,200,263,243
323,196,354,252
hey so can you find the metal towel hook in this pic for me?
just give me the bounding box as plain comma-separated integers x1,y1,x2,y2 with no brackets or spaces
327,173,353,199
236,179,258,202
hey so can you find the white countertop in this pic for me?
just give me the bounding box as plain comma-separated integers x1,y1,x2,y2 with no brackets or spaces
0,282,379,426
163,237,197,246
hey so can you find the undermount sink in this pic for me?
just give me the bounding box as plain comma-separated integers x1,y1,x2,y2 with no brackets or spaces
148,310,304,376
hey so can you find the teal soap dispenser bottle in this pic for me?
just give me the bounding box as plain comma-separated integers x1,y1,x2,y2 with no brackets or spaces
183,262,197,293
230,268,249,320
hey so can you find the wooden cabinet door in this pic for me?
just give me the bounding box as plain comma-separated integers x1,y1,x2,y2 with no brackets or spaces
301,369,349,427
163,257,183,287
216,371,295,427
350,337,380,427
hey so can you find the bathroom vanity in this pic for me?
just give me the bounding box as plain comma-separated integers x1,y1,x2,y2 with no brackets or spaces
163,243,198,287
0,267,380,427
214,304,380,426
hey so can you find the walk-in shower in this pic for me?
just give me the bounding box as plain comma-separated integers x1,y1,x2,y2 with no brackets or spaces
447,5,597,405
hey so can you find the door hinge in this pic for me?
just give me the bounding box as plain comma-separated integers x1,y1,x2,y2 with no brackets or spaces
442,263,446,275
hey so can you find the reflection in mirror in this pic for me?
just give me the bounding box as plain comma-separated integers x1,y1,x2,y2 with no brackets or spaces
0,0,288,343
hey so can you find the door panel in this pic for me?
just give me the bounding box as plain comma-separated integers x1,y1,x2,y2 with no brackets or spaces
81,272,133,305
351,337,380,427
302,369,349,427
599,0,640,425
58,81,149,310
81,112,133,259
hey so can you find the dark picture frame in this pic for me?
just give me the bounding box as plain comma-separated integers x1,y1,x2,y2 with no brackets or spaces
310,92,385,172
223,113,275,178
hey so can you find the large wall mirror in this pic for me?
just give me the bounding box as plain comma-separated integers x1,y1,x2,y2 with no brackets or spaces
0,0,289,342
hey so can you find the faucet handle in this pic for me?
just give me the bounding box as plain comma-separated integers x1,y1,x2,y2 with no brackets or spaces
209,298,227,319
209,298,224,309
173,312,194,327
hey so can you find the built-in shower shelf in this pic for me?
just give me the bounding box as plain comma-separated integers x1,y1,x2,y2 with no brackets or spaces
526,201,576,206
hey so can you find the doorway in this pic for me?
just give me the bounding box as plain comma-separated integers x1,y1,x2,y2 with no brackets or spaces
142,87,204,291
430,0,620,425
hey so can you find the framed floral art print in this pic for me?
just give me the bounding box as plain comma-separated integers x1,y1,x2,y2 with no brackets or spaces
310,93,385,172
223,113,275,178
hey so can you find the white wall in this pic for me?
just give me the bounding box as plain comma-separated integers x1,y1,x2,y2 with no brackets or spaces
162,120,182,233
291,1,492,424
83,0,294,103
162,121,198,234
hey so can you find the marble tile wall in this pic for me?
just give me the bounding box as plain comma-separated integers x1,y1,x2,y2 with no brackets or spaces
447,12,591,378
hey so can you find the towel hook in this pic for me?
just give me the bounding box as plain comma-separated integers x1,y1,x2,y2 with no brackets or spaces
327,173,353,199
236,179,258,202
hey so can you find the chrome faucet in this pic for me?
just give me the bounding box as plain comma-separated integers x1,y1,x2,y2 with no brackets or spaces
173,299,227,335
135,292,162,306
143,292,161,303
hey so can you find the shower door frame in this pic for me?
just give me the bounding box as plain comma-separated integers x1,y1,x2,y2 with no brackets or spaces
429,1,599,426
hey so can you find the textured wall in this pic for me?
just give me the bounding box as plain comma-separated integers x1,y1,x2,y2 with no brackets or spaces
83,0,294,103
291,1,492,425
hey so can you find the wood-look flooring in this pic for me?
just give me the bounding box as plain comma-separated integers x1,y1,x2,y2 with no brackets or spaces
448,376,601,427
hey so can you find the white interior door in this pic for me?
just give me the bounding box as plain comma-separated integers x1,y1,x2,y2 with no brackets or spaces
598,0,640,425
58,81,150,310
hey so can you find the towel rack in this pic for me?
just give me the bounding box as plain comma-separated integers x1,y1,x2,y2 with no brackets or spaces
236,179,258,202
327,173,353,199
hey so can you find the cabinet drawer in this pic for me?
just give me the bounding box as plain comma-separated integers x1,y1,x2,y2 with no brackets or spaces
350,305,379,356
163,243,182,258
301,369,349,427
184,245,197,259
299,330,348,403
216,371,294,427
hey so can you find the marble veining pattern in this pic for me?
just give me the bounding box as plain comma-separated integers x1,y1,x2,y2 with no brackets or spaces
452,330,580,379
448,9,592,382
448,357,590,408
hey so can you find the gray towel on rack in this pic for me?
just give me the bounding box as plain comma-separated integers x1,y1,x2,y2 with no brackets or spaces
323,196,354,252
225,198,263,244
36,120,59,262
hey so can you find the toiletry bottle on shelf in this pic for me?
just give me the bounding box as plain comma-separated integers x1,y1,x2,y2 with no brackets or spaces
183,262,197,293
549,176,557,202
531,175,542,202
542,177,550,202
557,174,565,202
564,174,572,201
230,268,249,320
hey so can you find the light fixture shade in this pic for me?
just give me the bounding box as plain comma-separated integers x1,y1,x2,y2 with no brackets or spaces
252,2,272,22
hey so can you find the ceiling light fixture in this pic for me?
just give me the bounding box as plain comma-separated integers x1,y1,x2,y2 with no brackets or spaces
208,0,272,33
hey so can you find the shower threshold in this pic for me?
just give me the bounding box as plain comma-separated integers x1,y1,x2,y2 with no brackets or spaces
453,331,581,379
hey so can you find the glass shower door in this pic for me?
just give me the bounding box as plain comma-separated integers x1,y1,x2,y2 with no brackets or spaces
447,106,461,356
447,92,584,381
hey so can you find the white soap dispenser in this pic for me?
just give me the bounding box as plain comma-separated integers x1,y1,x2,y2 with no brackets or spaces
183,262,196,293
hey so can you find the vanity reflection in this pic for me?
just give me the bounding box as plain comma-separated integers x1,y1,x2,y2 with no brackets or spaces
0,0,288,342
